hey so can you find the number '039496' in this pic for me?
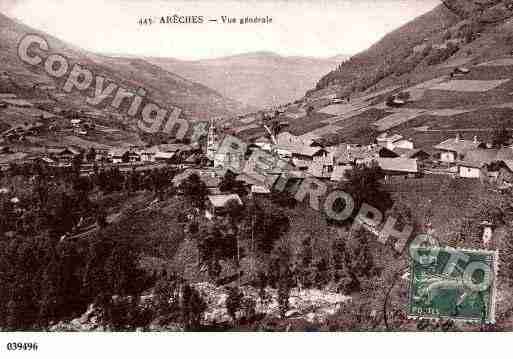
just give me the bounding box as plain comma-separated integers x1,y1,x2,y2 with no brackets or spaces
6,342,39,351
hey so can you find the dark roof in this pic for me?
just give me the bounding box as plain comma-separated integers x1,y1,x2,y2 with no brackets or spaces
392,148,429,158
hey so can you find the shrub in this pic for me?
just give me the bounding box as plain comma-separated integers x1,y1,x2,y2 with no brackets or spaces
425,43,460,66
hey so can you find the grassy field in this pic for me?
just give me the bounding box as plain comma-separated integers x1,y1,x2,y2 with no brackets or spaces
429,79,511,92
285,111,335,136
315,108,391,145
477,58,513,67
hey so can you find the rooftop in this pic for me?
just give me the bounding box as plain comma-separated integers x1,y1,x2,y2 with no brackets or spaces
392,148,429,158
307,162,331,178
377,158,418,173
208,194,243,208
377,133,403,143
278,144,325,158
330,165,353,182
334,145,379,163
464,149,499,167
434,137,481,154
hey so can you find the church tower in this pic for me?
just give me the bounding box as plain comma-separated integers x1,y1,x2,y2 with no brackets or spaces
206,118,218,162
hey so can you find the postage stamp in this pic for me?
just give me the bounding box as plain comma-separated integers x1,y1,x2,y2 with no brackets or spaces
408,246,499,323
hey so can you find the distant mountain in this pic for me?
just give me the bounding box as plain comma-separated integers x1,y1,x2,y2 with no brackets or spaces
146,52,348,109
0,11,250,124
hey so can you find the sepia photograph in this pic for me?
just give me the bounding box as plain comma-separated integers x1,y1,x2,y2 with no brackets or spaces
0,0,513,356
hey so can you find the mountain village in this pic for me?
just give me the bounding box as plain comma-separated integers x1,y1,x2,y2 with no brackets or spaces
4,0,513,333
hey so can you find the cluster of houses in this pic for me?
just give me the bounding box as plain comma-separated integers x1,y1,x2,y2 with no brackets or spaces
179,131,426,221
210,129,513,199
70,118,95,136
107,144,195,165
240,131,424,183
193,130,513,220
0,143,197,173
434,134,513,187
3,119,513,221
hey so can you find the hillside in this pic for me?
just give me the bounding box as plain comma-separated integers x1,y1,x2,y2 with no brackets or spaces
147,52,348,109
254,0,513,149
0,12,250,148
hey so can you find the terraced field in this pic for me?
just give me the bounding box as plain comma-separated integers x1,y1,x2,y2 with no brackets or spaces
477,58,513,67
429,79,511,92
293,58,513,148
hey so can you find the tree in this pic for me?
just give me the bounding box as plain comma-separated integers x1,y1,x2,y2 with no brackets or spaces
313,257,330,289
219,170,247,197
180,283,207,330
331,234,347,286
154,276,180,317
269,242,293,319
396,91,411,101
180,173,208,210
121,151,130,163
197,225,222,267
86,148,97,163
492,122,512,148
39,257,61,326
71,153,83,176
226,287,243,323
343,163,393,220
298,236,314,289
104,242,143,296
342,229,376,293
96,205,108,228
386,95,398,107
252,204,290,255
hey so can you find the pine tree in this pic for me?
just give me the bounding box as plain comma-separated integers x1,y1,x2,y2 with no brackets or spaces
180,173,208,210
270,242,293,319
38,253,61,326
343,229,376,293
298,236,314,289
180,283,206,330
226,287,243,323
331,236,347,285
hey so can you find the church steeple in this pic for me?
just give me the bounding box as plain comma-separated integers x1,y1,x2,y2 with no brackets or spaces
206,118,218,162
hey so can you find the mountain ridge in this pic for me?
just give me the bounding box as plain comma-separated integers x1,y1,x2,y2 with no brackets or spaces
147,52,349,109
0,11,250,122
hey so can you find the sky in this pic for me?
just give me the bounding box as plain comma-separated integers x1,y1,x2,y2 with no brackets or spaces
1,0,440,60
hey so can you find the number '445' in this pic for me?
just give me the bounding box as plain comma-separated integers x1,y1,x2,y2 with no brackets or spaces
138,18,153,26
